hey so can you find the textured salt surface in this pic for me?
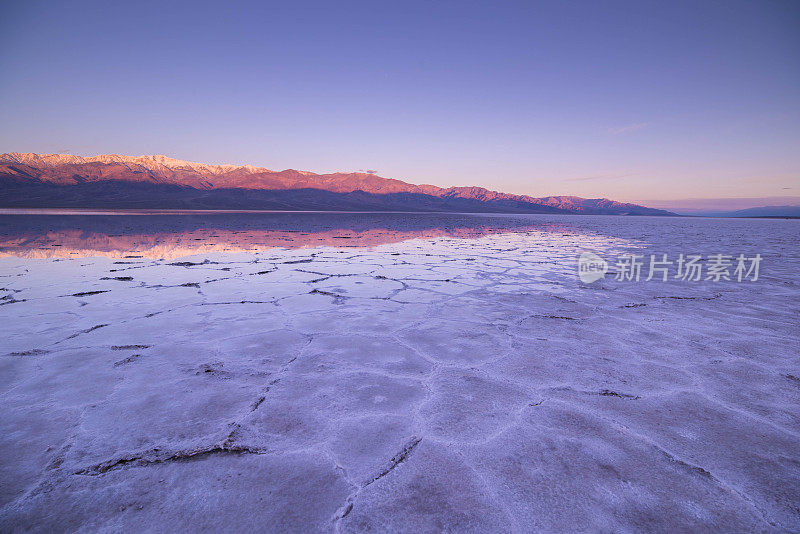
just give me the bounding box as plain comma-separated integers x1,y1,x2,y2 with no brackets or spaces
0,214,798,532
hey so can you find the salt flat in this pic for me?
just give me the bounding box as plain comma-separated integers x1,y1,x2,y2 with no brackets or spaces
0,213,798,532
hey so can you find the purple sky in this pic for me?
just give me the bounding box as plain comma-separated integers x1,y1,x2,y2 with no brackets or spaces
1,0,798,207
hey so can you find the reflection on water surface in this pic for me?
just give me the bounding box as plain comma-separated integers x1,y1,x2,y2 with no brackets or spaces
0,211,585,259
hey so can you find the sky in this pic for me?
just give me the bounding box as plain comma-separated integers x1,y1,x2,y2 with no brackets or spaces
1,0,798,207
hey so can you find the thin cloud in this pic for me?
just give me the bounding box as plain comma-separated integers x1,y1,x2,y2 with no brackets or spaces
606,122,649,135
567,173,637,182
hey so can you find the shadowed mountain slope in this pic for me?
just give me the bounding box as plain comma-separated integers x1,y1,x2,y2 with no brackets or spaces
0,153,674,215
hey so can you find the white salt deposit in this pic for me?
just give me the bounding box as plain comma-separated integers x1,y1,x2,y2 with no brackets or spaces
0,213,797,531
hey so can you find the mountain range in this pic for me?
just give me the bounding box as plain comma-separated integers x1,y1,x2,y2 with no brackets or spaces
690,205,800,218
0,153,674,215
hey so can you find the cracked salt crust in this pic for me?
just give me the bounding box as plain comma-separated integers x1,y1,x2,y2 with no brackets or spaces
0,214,798,532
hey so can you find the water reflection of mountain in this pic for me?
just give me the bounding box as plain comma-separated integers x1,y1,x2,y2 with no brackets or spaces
0,212,559,259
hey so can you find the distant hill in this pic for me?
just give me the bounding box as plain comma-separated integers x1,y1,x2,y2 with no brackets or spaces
723,205,800,218
0,153,675,215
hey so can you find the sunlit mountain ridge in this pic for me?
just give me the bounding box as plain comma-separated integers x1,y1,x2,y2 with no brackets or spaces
0,153,674,215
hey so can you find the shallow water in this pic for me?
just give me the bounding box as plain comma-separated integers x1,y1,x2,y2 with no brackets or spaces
1,212,798,531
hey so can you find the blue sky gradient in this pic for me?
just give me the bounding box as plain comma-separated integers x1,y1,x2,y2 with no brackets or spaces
1,0,798,205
